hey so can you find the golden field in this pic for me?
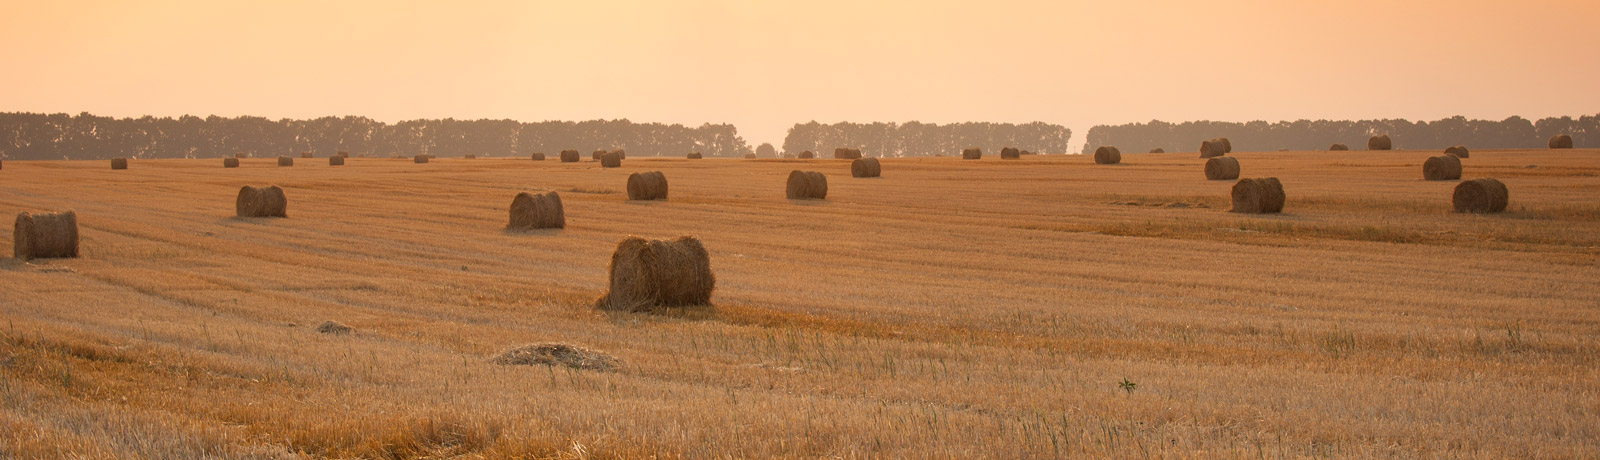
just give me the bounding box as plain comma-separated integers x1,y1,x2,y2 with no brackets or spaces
2,150,1598,459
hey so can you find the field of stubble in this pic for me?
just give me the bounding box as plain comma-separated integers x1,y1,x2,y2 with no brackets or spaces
2,149,1598,459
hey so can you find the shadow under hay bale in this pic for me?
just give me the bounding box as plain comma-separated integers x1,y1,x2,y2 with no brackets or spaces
1230,177,1285,214
1549,134,1573,149
315,321,352,334
1200,139,1228,158
962,147,982,160
1329,144,1350,151
13,211,78,260
786,170,828,199
833,148,862,159
1445,145,1469,159
798,151,814,159
223,158,239,168
687,152,702,159
329,156,345,166
414,155,429,164
111,158,128,170
596,236,715,312
851,158,881,178
1149,148,1165,153
1205,156,1240,180
560,150,580,162
1001,147,1021,159
627,171,669,200
1369,135,1393,150
236,185,288,218
1453,178,1508,213
531,152,546,161
1423,155,1462,181
491,343,619,371
507,191,564,230
277,157,294,167
601,151,622,168
1094,146,1122,164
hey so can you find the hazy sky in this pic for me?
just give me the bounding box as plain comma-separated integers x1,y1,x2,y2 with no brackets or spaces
3,0,1597,151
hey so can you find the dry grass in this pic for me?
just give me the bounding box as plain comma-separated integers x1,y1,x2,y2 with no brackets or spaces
1,150,1598,458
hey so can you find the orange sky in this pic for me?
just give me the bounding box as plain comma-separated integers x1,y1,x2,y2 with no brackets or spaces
3,0,1597,150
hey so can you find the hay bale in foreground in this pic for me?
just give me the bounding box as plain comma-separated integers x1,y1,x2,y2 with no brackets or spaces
1549,134,1573,149
833,148,862,159
686,152,702,159
235,185,288,218
1368,135,1393,150
786,170,828,199
414,155,429,164
223,158,239,168
1094,146,1121,164
491,343,619,371
596,236,715,311
13,211,78,260
1204,157,1240,180
1445,145,1469,158
1423,155,1462,180
627,171,669,200
531,152,546,161
962,148,982,160
1329,144,1350,151
601,151,622,167
1001,147,1021,159
1230,178,1285,214
1453,178,1508,213
851,158,881,177
315,321,352,334
507,191,564,230
328,156,345,166
1200,139,1228,158
798,151,814,159
560,150,580,162
111,158,128,170
277,156,294,167
1149,148,1165,153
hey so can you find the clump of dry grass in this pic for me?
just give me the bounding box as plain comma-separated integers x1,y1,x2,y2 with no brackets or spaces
627,171,668,200
851,158,881,178
490,343,619,371
235,185,288,218
786,170,827,199
1423,155,1462,181
1093,146,1121,164
596,235,715,312
1231,177,1285,213
315,321,352,334
1454,178,1508,213
962,148,982,160
1369,134,1393,150
1204,156,1240,180
13,210,79,260
507,191,564,230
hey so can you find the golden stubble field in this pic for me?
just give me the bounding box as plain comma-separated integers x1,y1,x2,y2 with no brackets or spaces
2,149,1598,459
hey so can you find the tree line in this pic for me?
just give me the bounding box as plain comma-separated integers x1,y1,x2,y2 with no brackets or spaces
0,112,753,160
1081,115,1599,154
781,121,1073,157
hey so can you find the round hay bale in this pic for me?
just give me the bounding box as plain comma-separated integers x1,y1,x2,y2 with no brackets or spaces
627,171,669,200
1149,148,1165,153
601,151,622,168
1199,139,1227,158
1368,135,1392,150
111,158,128,170
610,149,626,160
1093,146,1122,164
833,148,862,159
1549,134,1573,149
531,152,546,161
785,170,828,199
13,211,78,260
686,152,702,159
1453,178,1508,213
596,236,715,311
851,158,881,178
277,156,294,167
414,155,429,164
1000,147,1021,159
328,156,345,166
223,158,239,168
1204,157,1240,180
798,151,815,159
592,150,607,160
1021,150,1036,155
315,321,352,334
1230,177,1285,214
744,153,757,159
507,191,565,230
464,154,477,159
962,147,982,160
336,151,349,158
234,152,248,159
1220,138,1233,153
560,150,580,162
1329,144,1350,151
235,185,288,218
491,343,619,371
1423,155,1462,181
300,152,313,159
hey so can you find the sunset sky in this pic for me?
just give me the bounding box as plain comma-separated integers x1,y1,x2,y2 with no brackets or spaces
3,0,1596,151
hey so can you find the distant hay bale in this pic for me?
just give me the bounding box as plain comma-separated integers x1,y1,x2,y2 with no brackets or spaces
1329,144,1350,151
315,321,352,334
596,236,715,311
1368,134,1392,150
300,152,313,159
592,150,607,160
1021,150,1036,155
234,153,248,159
798,151,815,159
560,150,580,162
425,154,436,160
744,153,757,159
833,148,862,159
531,152,546,161
611,149,626,160
1453,178,1508,213
111,158,128,170
1549,134,1573,149
601,151,622,167
1423,155,1462,181
328,156,345,166
13,211,79,260
785,170,828,199
851,158,881,178
336,151,349,158
962,147,982,160
686,152,702,159
277,156,294,167
235,185,288,218
1001,147,1021,159
464,154,476,159
414,155,429,164
1199,139,1228,158
1093,146,1122,164
626,171,669,200
1149,148,1165,153
223,158,239,168
1444,146,1469,158
491,343,619,371
507,191,564,230
1230,177,1285,214
1204,157,1240,180
1221,138,1232,153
